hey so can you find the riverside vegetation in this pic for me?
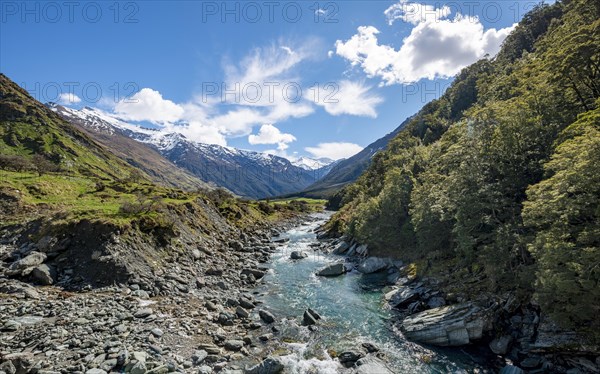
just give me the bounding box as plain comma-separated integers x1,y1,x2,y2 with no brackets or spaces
325,0,600,369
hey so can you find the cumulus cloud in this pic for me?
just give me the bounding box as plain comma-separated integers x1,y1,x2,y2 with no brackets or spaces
335,2,516,85
114,88,184,124
248,124,296,150
305,142,363,160
316,80,383,118
385,0,451,25
58,93,81,104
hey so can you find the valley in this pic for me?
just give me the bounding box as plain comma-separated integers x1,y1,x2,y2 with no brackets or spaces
1,0,600,373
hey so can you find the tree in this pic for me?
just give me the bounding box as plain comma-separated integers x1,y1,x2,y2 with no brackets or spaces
523,105,600,341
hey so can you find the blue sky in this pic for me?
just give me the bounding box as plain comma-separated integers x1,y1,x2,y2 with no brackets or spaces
1,0,551,160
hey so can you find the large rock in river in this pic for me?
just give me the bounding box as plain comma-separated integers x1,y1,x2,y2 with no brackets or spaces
400,302,488,346
316,263,346,277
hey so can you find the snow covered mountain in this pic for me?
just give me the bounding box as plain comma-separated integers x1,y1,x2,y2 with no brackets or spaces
291,156,335,171
49,104,334,198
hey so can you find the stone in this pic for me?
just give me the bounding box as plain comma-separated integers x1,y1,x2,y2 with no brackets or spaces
31,264,55,285
355,244,368,256
361,342,379,353
400,303,488,346
132,289,150,298
489,335,512,355
388,287,420,308
198,365,212,374
290,251,308,260
9,251,46,273
236,306,249,318
302,310,317,326
316,263,346,277
191,249,202,260
85,370,107,374
224,340,244,351
151,328,164,337
192,350,208,364
134,308,153,318
259,310,275,324
338,351,364,367
357,257,388,274
198,344,221,355
218,312,235,326
499,365,524,374
354,355,393,374
3,320,21,331
245,357,284,374
239,297,255,309
332,241,350,255
307,308,321,320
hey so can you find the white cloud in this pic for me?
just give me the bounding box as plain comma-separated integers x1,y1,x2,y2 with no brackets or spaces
305,142,363,160
58,93,81,104
385,0,451,25
335,5,516,85
114,88,184,124
248,124,296,151
316,80,383,118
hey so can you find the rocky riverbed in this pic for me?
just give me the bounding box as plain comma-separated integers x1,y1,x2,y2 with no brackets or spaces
2,209,599,374
0,206,314,373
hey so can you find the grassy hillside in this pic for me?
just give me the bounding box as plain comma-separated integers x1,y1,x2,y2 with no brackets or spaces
0,74,139,181
0,74,313,230
328,0,600,341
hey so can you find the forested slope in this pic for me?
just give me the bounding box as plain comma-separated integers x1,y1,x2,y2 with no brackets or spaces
327,0,600,341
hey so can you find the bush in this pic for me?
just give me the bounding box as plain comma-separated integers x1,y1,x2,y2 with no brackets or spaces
0,154,34,172
119,194,163,215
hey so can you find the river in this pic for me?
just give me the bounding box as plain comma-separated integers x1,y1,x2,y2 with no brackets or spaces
255,211,491,374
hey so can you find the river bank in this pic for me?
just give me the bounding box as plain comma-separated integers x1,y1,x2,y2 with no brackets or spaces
0,202,313,373
318,220,600,374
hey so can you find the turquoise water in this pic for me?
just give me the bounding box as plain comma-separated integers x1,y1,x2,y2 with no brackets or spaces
257,212,488,374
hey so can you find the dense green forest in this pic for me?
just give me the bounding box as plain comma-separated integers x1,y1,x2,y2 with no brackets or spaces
328,0,600,341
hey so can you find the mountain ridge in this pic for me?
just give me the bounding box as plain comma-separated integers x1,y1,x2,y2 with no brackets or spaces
50,104,336,198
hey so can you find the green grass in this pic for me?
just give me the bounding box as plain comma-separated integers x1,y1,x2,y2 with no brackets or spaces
0,170,192,224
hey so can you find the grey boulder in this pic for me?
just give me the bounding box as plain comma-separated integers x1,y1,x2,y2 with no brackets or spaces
245,357,284,374
332,241,350,255
290,251,308,260
316,263,346,277
9,252,47,274
31,264,55,285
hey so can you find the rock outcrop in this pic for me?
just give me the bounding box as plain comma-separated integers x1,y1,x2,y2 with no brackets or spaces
400,302,488,346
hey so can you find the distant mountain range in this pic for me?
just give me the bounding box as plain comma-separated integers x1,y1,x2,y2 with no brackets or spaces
294,116,413,198
49,104,336,199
